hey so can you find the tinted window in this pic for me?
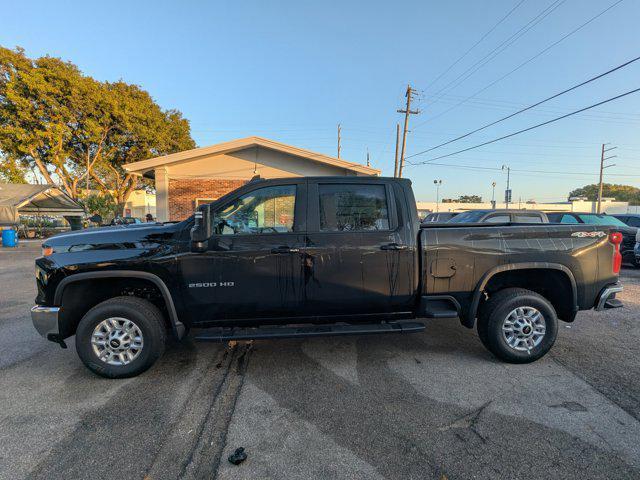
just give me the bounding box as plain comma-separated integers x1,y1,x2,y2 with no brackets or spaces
448,211,486,223
485,214,510,223
577,214,627,227
627,217,640,227
213,185,296,235
560,214,579,224
513,214,543,223
319,184,389,232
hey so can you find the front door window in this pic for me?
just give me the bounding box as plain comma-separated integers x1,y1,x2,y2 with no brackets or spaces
213,185,296,235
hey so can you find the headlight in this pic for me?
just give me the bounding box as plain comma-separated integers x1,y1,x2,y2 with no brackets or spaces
42,246,54,256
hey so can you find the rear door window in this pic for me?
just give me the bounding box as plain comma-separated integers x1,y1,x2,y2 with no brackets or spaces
318,184,390,232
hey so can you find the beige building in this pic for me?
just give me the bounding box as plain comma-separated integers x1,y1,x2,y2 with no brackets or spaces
124,136,379,221
122,190,156,219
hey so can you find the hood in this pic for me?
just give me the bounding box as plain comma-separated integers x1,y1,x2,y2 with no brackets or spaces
43,222,184,251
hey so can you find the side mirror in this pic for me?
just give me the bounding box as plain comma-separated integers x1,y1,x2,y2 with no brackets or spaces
190,204,212,252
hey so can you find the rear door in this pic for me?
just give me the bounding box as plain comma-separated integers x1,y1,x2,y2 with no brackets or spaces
303,179,415,315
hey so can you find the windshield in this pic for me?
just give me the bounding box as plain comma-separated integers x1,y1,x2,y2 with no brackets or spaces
448,211,486,223
577,214,627,227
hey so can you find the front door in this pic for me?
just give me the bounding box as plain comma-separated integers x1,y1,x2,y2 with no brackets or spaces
303,180,415,316
180,180,307,324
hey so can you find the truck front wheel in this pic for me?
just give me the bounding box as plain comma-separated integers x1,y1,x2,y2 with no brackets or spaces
75,296,167,378
477,288,558,363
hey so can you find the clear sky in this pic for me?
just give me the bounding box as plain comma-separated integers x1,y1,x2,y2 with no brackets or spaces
2,0,639,202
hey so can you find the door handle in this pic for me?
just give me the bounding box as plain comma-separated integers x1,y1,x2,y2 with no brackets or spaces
380,243,408,251
271,246,300,254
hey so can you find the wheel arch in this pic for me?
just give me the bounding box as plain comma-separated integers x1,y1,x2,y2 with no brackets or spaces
464,262,577,328
54,271,186,339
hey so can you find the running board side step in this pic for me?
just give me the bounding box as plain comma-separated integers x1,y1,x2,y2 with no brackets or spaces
194,321,425,342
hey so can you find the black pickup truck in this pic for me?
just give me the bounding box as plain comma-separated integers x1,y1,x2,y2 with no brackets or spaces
32,177,624,378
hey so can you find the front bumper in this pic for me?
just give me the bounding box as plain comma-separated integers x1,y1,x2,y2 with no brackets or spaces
31,306,61,340
595,283,623,311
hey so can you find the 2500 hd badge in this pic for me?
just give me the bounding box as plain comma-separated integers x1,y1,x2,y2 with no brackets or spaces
188,282,235,288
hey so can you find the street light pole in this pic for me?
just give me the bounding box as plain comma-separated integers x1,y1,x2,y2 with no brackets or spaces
491,181,496,209
434,179,442,212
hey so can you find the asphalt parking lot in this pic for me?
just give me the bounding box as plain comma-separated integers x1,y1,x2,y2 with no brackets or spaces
1,242,639,480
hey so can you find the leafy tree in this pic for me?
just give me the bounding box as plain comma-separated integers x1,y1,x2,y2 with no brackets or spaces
569,184,640,205
442,195,482,203
0,154,26,182
80,192,119,222
0,46,194,206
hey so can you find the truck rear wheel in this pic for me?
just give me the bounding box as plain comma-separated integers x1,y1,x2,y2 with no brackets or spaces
75,296,166,378
477,288,558,363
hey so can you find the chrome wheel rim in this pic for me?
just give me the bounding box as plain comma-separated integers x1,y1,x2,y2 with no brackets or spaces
502,307,546,353
91,317,144,366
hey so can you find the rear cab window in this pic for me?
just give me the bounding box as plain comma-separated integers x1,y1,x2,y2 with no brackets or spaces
513,214,543,223
484,214,510,223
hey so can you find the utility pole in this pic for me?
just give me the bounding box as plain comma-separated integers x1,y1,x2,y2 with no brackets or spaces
597,143,617,213
366,148,370,167
397,85,420,178
502,165,511,209
393,123,400,178
337,123,341,159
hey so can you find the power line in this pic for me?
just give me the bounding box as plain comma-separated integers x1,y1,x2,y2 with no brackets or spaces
428,0,566,103
413,0,626,130
413,55,640,155
424,161,640,178
425,0,527,91
406,87,640,164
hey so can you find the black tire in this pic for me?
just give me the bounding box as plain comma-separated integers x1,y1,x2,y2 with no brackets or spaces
75,296,167,378
477,288,558,363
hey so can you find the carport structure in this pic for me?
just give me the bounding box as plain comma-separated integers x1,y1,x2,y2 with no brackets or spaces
0,183,84,226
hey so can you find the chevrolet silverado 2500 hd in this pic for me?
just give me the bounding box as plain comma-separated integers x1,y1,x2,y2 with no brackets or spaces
31,177,623,378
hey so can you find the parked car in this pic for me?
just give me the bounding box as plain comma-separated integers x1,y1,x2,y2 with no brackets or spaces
110,216,143,225
32,177,623,378
422,211,460,223
546,212,638,267
612,213,640,228
448,209,549,223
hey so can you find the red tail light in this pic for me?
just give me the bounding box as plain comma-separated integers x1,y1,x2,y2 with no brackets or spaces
609,232,623,274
